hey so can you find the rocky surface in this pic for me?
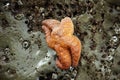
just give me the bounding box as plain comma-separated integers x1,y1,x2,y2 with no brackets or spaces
0,0,120,80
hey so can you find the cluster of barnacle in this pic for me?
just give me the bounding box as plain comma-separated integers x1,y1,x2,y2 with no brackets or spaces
1,0,95,33
0,46,10,63
38,67,78,80
72,0,120,80
0,46,17,80
0,0,120,80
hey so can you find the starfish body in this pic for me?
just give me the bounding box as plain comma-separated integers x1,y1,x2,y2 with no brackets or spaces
42,17,81,69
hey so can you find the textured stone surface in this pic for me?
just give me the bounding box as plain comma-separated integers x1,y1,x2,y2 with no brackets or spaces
0,0,120,80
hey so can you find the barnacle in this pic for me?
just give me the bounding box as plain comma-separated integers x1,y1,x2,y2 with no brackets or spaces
42,17,82,69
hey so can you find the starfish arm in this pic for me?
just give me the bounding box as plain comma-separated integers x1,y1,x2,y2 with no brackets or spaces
42,25,51,38
67,36,81,67
54,44,71,69
42,25,54,48
42,19,60,30
60,17,74,35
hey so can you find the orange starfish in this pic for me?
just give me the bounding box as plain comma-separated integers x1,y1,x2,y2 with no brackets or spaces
42,17,82,69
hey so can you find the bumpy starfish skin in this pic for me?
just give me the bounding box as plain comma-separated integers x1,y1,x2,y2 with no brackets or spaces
42,17,81,69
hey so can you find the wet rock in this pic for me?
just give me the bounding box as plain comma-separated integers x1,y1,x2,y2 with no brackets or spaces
0,0,120,80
